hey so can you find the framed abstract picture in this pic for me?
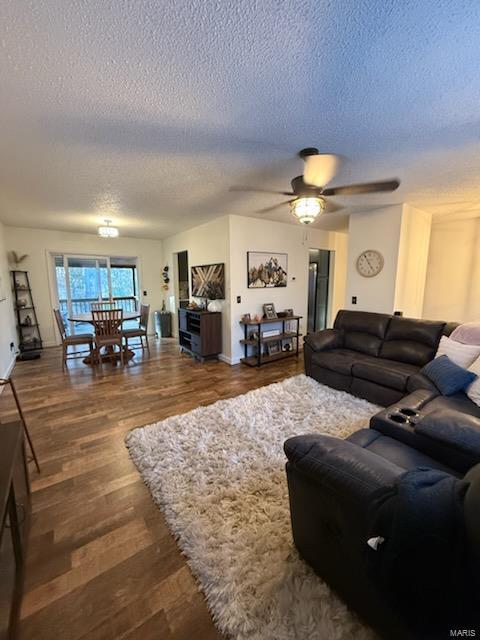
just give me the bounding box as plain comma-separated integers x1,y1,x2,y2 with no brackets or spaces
191,263,225,299
247,252,287,288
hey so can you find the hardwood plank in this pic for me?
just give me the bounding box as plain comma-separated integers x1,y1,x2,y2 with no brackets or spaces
3,338,304,639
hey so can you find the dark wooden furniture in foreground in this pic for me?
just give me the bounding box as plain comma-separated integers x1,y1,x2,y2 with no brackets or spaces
240,315,302,367
0,378,40,474
178,309,222,362
122,304,150,355
0,421,31,640
54,309,94,370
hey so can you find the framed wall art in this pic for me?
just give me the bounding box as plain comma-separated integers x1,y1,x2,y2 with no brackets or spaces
247,252,287,288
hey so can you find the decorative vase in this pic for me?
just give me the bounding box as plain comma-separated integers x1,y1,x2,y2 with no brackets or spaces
207,299,222,312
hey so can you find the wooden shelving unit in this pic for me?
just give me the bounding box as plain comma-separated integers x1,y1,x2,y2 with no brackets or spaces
240,315,302,367
11,271,42,356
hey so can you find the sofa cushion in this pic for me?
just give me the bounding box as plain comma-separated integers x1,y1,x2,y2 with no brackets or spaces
352,357,419,391
435,335,480,368
334,310,391,357
380,316,445,366
421,392,480,419
311,348,366,376
347,429,460,476
421,355,477,396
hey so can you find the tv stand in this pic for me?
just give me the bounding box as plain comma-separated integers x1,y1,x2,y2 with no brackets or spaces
178,309,222,362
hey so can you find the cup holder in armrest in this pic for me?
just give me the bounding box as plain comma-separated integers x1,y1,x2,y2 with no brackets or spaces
388,412,408,424
399,407,420,418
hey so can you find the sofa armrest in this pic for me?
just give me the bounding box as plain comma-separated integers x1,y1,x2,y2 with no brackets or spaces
303,329,343,353
284,434,403,503
414,409,480,472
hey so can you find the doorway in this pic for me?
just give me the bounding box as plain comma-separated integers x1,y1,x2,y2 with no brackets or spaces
177,251,189,308
307,249,331,333
53,254,139,334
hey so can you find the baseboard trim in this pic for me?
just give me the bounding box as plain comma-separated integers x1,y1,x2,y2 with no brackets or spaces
1,353,17,387
218,354,241,366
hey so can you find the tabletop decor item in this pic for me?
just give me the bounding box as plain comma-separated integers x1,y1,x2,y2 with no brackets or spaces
263,303,277,319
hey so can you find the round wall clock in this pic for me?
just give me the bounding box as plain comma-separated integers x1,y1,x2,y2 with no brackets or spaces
356,250,384,278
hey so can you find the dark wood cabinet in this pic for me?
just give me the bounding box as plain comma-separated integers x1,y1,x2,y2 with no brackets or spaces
178,309,222,361
0,422,30,640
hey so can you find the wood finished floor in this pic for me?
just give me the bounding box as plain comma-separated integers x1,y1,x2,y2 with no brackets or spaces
2,339,304,640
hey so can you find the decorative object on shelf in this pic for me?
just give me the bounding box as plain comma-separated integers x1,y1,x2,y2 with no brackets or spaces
263,303,277,319
356,249,384,278
191,263,225,300
98,219,119,238
207,299,222,312
17,298,27,308
282,338,293,352
254,314,262,322
267,341,281,356
241,313,251,323
247,252,287,288
9,251,28,265
284,308,294,317
262,329,280,338
24,315,32,326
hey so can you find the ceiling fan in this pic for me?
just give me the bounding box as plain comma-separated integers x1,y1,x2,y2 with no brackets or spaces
230,148,400,225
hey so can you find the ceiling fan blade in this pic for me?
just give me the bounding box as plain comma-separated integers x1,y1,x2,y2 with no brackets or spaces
229,186,294,196
303,154,340,188
256,199,294,214
322,179,400,196
324,200,345,214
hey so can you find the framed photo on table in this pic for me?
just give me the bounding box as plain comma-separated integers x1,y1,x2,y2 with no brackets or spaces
263,303,277,319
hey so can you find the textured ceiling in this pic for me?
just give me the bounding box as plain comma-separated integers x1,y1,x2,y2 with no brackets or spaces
1,0,480,239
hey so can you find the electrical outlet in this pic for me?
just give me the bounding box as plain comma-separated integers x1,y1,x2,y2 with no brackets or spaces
143,290,147,296
237,296,241,303
9,342,14,351
352,296,357,305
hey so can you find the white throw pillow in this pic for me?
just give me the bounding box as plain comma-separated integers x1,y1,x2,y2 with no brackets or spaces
435,335,480,369
466,356,480,406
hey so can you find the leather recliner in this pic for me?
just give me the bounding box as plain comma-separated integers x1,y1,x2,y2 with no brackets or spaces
285,415,480,639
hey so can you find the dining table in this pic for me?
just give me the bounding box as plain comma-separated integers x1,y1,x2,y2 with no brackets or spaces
68,310,141,365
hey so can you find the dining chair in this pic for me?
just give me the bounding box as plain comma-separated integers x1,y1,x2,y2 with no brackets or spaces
54,308,94,370
91,301,118,310
92,308,124,367
122,304,150,355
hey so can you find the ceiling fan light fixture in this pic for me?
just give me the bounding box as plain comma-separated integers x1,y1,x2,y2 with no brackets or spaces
98,219,119,238
290,197,325,224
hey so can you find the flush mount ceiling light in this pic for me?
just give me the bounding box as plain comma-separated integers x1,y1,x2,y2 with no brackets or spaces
290,196,325,224
98,219,119,238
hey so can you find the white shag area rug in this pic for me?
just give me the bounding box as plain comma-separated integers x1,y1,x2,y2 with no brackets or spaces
125,374,380,640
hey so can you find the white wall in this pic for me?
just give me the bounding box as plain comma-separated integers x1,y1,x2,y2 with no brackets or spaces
162,216,231,359
423,217,480,322
229,215,347,364
394,205,432,318
345,206,403,313
0,222,18,377
4,227,164,346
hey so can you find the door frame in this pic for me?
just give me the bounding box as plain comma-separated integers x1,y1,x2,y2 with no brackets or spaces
48,251,141,343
